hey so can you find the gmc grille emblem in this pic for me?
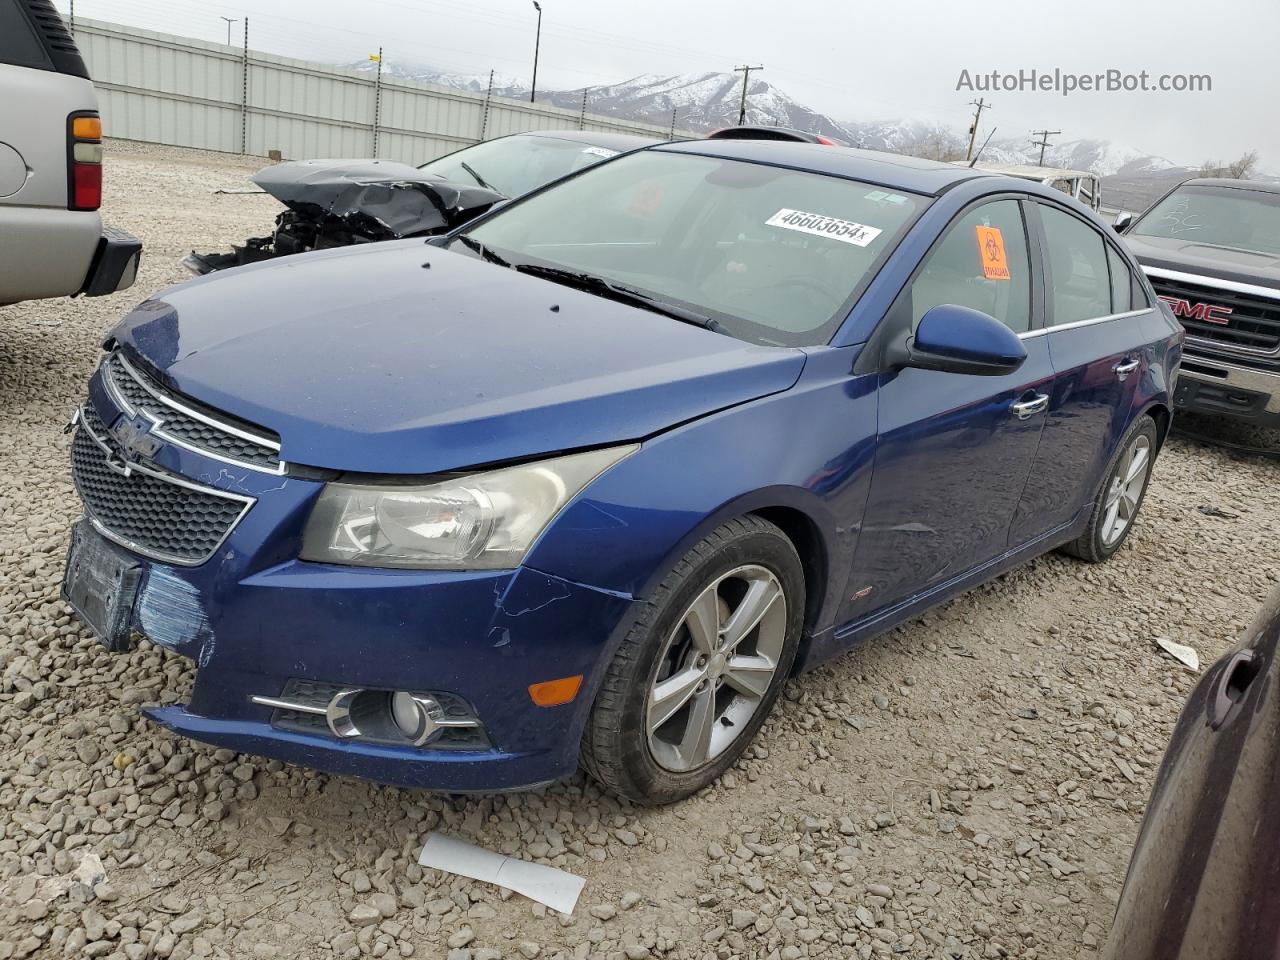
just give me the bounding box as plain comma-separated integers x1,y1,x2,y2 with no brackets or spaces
1158,294,1234,326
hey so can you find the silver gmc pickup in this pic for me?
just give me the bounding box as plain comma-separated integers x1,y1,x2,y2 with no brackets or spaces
0,0,141,307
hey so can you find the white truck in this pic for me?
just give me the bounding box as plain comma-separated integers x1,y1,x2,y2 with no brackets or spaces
0,0,140,306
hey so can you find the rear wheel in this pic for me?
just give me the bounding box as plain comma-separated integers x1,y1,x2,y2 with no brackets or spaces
581,516,804,804
1061,415,1158,563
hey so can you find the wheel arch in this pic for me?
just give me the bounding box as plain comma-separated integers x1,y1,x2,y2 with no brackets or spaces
1139,400,1172,450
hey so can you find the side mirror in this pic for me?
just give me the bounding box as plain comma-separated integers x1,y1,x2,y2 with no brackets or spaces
1113,210,1134,232
888,304,1027,377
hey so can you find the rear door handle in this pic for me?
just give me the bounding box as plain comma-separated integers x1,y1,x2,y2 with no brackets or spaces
1114,358,1140,381
1011,394,1049,420
1209,650,1262,730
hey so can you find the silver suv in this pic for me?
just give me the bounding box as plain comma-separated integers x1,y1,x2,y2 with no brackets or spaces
0,0,140,306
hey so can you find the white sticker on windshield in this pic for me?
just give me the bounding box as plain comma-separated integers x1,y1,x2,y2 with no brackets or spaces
765,209,883,247
581,146,619,159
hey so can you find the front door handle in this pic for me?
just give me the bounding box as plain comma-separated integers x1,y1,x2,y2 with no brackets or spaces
1114,358,1140,381
1011,394,1049,420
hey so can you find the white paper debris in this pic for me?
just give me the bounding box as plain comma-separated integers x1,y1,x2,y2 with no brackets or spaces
1155,636,1200,671
75,852,107,889
417,832,586,915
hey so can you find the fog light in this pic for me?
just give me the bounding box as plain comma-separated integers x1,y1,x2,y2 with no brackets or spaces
391,692,448,746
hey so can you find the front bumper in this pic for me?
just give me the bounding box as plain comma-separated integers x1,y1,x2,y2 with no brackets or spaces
1175,353,1280,427
131,554,635,792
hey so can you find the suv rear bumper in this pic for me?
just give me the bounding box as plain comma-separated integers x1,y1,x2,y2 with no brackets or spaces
1175,354,1280,427
80,225,142,297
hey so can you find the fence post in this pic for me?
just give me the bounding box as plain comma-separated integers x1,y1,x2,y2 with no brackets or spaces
669,107,677,141
69,0,74,33
371,47,383,157
479,69,494,141
579,89,587,130
240,18,249,154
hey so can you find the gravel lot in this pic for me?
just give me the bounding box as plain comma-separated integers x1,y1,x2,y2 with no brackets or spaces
1,139,1278,960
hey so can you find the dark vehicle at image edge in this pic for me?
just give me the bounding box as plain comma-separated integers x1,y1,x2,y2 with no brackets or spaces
1102,585,1280,960
64,139,1181,804
1118,178,1280,427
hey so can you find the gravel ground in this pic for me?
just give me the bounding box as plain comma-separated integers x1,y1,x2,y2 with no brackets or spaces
1,139,1278,960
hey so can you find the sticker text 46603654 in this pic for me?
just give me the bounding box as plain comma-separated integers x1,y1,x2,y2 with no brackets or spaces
765,209,883,247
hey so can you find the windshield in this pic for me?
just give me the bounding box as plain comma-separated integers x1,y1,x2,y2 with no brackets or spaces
461,150,925,346
417,134,624,198
1131,184,1280,256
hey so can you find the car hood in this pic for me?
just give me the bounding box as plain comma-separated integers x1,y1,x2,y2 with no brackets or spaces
252,159,505,238
112,242,807,474
1124,233,1280,289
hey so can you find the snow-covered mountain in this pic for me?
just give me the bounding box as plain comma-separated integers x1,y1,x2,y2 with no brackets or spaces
344,61,1182,178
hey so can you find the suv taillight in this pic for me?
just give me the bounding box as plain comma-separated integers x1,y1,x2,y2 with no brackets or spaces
68,112,102,211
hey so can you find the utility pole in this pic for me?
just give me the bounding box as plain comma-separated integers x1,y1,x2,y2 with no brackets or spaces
579,89,587,130
69,0,73,34
219,16,238,46
529,1,542,103
965,97,990,161
480,69,494,140
1031,128,1060,166
734,65,763,125
669,107,677,140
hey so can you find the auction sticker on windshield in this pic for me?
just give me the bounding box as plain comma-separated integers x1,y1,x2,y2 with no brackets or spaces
581,146,620,159
766,209,883,247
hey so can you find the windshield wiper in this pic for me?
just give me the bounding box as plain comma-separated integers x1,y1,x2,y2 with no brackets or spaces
514,264,725,334
459,161,499,194
455,234,511,267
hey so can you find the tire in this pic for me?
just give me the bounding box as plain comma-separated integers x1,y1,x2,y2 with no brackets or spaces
1061,415,1159,563
581,515,805,805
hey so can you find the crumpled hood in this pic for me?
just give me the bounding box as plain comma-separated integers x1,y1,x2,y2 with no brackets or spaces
253,158,505,238
1125,233,1280,289
112,241,806,474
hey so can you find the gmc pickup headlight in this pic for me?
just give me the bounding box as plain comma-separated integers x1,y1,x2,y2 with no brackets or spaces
300,444,638,569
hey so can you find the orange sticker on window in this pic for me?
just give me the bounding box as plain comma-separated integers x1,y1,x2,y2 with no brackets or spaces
975,226,1011,281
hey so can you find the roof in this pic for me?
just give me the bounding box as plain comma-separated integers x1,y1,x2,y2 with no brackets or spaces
1178,177,1280,196
958,161,1096,180
521,130,661,150
657,139,985,196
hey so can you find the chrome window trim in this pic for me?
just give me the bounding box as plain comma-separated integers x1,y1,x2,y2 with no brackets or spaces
1018,307,1152,340
101,352,287,477
1142,266,1280,303
75,408,255,567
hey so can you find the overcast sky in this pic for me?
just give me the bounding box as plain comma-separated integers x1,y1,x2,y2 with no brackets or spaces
61,0,1280,168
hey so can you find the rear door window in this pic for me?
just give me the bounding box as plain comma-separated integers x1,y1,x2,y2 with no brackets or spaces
1039,205,1113,325
1106,243,1133,313
908,199,1032,333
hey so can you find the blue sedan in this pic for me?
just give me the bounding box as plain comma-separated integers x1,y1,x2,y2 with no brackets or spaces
65,140,1182,803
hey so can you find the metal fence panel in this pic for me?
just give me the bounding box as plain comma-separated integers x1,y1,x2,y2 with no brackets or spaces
73,17,689,162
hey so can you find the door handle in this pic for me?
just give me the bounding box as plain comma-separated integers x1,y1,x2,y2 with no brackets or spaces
1209,649,1262,730
1114,358,1140,381
1011,394,1049,420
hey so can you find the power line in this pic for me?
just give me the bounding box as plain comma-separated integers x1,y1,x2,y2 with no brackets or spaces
1031,128,1061,166
734,64,763,125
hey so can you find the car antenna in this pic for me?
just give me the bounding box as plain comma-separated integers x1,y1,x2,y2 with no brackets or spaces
969,127,997,167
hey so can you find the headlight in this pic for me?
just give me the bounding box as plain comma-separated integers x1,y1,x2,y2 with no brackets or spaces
300,444,638,569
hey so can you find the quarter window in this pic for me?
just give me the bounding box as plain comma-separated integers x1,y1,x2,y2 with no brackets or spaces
1040,205,1112,325
909,200,1032,334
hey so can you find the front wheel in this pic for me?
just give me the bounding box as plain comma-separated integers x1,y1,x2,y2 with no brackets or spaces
1061,415,1159,563
581,516,804,805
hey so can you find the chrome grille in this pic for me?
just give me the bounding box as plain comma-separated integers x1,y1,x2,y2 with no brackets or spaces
71,411,253,566
101,351,283,473
1149,275,1280,357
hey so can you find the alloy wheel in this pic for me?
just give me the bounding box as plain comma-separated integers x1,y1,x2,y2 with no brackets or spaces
646,564,787,772
1101,433,1152,547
